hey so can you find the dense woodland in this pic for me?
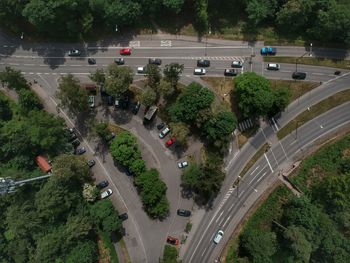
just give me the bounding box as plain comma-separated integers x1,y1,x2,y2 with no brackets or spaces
0,0,349,45
229,134,350,263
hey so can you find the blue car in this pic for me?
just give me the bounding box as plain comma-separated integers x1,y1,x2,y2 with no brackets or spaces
261,46,276,55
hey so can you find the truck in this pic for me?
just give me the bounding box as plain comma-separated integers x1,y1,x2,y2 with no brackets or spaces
143,106,158,124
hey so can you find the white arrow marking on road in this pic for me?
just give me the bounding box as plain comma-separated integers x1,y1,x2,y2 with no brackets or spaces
223,215,231,227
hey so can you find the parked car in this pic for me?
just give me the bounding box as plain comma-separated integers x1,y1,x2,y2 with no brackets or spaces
213,230,224,244
177,209,191,217
67,127,75,134
87,159,95,168
88,58,96,64
224,69,237,76
177,161,188,168
97,180,109,189
193,68,206,75
105,132,116,142
157,122,165,130
231,60,243,68
137,66,146,74
118,213,128,221
149,58,162,65
120,48,131,55
260,46,276,55
71,139,81,148
292,71,307,80
166,236,179,245
267,63,280,70
197,59,210,67
114,58,125,65
166,137,176,147
132,101,141,114
159,127,170,138
334,70,341,75
100,188,113,199
115,96,129,109
107,95,114,106
67,130,77,142
68,49,81,56
75,147,86,155
88,95,95,108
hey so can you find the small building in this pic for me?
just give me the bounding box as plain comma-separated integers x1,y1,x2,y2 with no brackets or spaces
81,83,97,93
35,156,52,173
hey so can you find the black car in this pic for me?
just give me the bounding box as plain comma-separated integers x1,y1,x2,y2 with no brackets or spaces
87,160,96,168
97,180,109,189
149,58,162,65
114,58,125,65
292,71,307,80
118,213,128,221
132,101,141,115
115,96,129,109
75,147,86,155
197,59,210,67
334,70,341,75
157,122,165,130
71,139,81,148
107,95,114,106
88,58,96,65
224,69,237,76
177,209,191,217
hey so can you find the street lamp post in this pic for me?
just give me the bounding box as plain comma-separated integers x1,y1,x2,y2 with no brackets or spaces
309,43,313,57
295,52,309,72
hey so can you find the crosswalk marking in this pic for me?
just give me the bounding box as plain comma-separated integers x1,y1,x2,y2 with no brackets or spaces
129,41,140,47
160,40,172,47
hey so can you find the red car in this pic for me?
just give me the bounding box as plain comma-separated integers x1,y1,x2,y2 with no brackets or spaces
166,236,179,245
119,48,131,55
165,137,176,147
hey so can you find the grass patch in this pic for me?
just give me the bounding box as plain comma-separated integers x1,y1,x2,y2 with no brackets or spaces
201,76,233,105
277,89,350,140
185,222,193,233
119,239,132,263
264,56,350,70
98,229,119,263
238,143,268,179
129,84,143,101
108,123,127,135
269,79,319,101
237,126,259,149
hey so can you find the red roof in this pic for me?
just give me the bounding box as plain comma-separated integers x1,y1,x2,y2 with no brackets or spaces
35,156,52,173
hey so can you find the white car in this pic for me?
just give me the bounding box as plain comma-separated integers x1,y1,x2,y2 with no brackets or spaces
177,161,188,168
137,66,146,74
213,230,224,244
231,60,243,68
100,188,113,199
193,68,206,75
159,127,170,138
88,95,95,108
267,63,280,70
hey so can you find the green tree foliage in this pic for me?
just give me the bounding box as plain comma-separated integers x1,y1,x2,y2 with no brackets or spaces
130,159,146,175
169,82,214,123
18,89,43,114
163,63,184,88
141,87,157,107
146,64,161,90
66,241,98,263
109,131,141,167
159,79,174,97
246,0,277,26
235,72,274,117
89,68,105,86
203,111,237,144
56,74,89,116
170,122,189,145
269,86,292,117
0,94,12,121
194,0,209,34
182,164,202,190
105,65,133,97
283,226,312,263
339,158,350,174
92,121,110,142
162,244,178,263
134,169,169,218
0,67,29,91
163,0,185,14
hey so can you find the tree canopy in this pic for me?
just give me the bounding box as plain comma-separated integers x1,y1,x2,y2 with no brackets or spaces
105,65,133,97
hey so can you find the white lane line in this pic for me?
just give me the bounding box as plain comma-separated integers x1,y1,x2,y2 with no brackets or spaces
9,63,19,65
257,172,267,183
249,169,264,184
223,215,231,227
215,211,224,223
229,203,235,211
264,153,274,173
271,117,279,131
219,216,225,225
238,189,245,198
279,141,289,160
290,140,297,145
250,165,260,175
201,247,208,257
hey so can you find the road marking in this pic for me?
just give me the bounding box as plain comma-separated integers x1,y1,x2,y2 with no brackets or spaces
264,153,274,173
250,165,260,175
201,247,207,257
160,40,172,47
223,215,231,227
279,141,289,160
257,172,267,182
249,169,265,184
290,140,297,145
215,211,224,223
229,203,235,211
238,189,245,198
129,41,140,47
271,117,279,131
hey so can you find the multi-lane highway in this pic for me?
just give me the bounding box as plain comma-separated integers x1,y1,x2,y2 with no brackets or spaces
1,32,349,263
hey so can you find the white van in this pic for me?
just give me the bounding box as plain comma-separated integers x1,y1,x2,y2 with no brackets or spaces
267,63,280,70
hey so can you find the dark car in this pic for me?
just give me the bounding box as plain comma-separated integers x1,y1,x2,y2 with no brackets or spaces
67,130,77,142
97,180,109,189
107,95,114,106
118,213,128,221
68,49,81,56
115,96,129,109
88,58,96,65
197,59,210,67
157,122,165,130
177,209,191,217
132,101,141,114
114,58,125,65
292,71,307,80
334,70,341,75
224,69,237,76
149,58,162,65
87,159,96,168
105,132,116,142
71,139,81,148
75,147,86,155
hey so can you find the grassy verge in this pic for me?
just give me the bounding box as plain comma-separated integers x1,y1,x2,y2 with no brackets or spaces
277,89,350,139
237,126,259,149
269,79,319,101
264,56,350,70
238,143,268,179
119,239,132,263
98,230,119,263
108,123,127,134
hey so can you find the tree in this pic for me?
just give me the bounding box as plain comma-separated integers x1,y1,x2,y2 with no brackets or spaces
66,241,98,263
283,226,312,263
0,67,29,91
170,122,189,145
130,159,146,175
141,87,157,107
89,68,105,86
159,79,174,97
0,95,12,121
268,86,292,117
235,72,274,117
56,74,89,116
169,82,214,123
163,63,184,88
246,0,277,27
162,244,178,263
82,183,99,202
182,164,202,190
146,64,161,90
105,64,133,97
109,131,141,167
203,111,237,143
18,89,43,113
163,0,185,14
92,121,110,142
194,0,209,34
